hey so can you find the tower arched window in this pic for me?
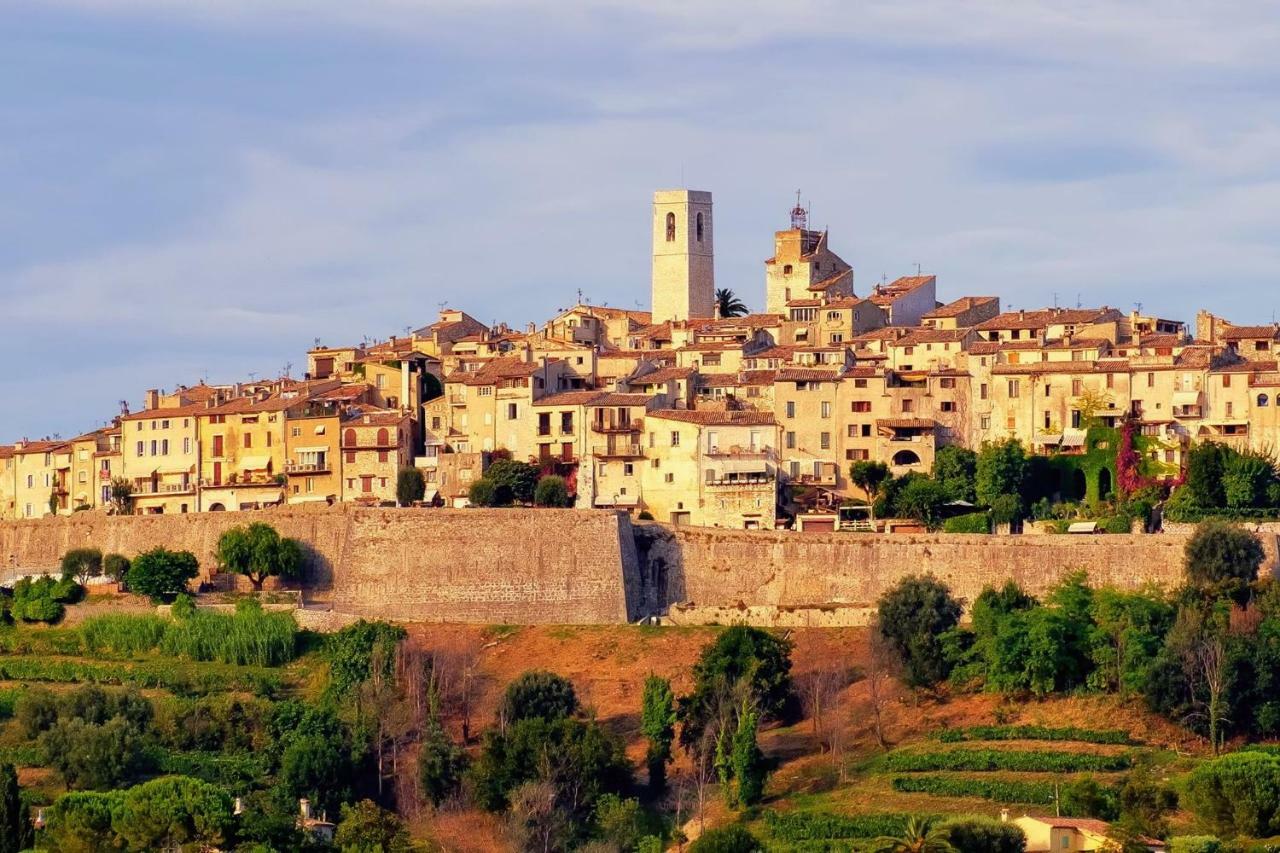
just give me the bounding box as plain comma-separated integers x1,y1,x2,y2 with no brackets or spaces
665,212,676,242
1259,394,1271,408
695,212,703,242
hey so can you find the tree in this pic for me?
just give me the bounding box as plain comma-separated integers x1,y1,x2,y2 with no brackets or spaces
215,523,302,590
1222,452,1276,508
111,776,235,852
60,548,103,586
729,699,767,807
1185,442,1229,508
976,439,1028,511
864,625,899,751
534,475,572,507
125,547,199,602
850,461,891,520
499,671,578,727
418,709,467,807
506,779,570,853
1060,777,1120,820
688,824,762,853
0,764,21,853
1184,520,1264,594
896,477,950,529
937,816,1025,853
10,577,65,623
715,288,749,318
108,476,134,514
42,717,143,790
334,799,411,853
396,466,426,506
875,815,957,853
876,575,963,688
486,459,540,504
103,553,130,583
932,445,978,503
641,676,677,791
679,626,794,750
1184,751,1280,838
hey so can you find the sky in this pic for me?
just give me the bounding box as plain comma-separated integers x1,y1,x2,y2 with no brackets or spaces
3,1,1280,440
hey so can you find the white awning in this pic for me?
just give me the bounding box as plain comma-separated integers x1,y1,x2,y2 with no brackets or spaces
1172,391,1201,406
156,464,193,475
239,455,271,471
291,446,328,454
1060,433,1086,448
1068,521,1099,534
1035,433,1062,446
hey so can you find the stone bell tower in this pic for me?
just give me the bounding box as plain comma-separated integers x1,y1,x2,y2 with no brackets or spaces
651,190,714,323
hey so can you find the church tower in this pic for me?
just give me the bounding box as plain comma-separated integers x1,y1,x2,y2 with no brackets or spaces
651,190,714,323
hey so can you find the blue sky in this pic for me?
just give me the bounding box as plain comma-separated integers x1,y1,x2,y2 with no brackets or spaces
4,1,1280,439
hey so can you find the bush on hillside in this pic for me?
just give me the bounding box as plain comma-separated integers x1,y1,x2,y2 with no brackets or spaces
125,548,199,602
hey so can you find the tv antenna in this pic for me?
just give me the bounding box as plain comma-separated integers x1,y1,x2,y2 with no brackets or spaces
282,362,292,378
914,261,922,277
1133,302,1143,314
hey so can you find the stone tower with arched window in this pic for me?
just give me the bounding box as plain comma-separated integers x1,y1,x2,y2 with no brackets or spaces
651,189,714,323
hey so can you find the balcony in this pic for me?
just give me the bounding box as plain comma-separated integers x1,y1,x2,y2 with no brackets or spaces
1172,405,1203,419
591,444,644,459
591,419,640,434
286,461,331,474
705,472,773,487
705,446,773,460
134,482,195,495
448,393,467,405
791,472,837,486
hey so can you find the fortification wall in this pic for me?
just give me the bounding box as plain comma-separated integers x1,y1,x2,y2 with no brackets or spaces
634,525,1280,627
0,507,636,625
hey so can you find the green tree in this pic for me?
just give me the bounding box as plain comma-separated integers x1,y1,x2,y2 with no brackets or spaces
418,710,467,807
111,776,235,852
594,794,646,851
468,477,500,507
499,671,578,726
730,699,767,808
932,445,978,503
896,477,950,529
396,466,426,506
937,816,1024,853
874,815,957,853
1060,777,1120,820
679,626,794,750
42,789,121,852
486,459,540,504
215,523,303,590
876,575,962,688
334,799,411,853
41,717,143,790
1184,520,1264,594
1222,452,1277,508
0,764,21,853
534,475,573,507
715,288,749,318
108,476,134,514
1118,768,1179,838
324,620,406,697
688,824,762,853
60,548,103,586
1186,442,1229,508
10,577,64,623
850,461,892,520
1088,588,1174,694
125,547,200,602
1184,751,1280,838
102,553,130,583
975,439,1029,512
641,676,677,791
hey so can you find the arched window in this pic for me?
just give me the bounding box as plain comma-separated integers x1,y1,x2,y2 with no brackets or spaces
376,427,389,445
695,212,703,242
1259,394,1271,407
344,428,357,448
892,449,921,467
665,212,676,242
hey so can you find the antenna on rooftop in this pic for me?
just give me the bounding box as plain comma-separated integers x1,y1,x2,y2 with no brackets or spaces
1133,302,1143,315
790,190,808,230
1076,293,1082,309
282,362,292,378
1052,292,1059,308
248,371,257,383
914,262,922,277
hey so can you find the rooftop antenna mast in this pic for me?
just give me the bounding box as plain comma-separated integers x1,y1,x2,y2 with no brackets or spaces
914,261,923,277
790,190,808,230
1053,292,1058,308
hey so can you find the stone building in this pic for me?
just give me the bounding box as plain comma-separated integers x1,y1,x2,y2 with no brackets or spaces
764,200,854,315
651,190,715,323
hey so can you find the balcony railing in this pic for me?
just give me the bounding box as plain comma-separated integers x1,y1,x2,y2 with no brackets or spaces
791,472,837,486
705,473,773,487
591,444,643,458
285,461,330,474
705,447,773,459
1173,406,1203,419
448,394,466,405
134,482,195,495
591,420,640,434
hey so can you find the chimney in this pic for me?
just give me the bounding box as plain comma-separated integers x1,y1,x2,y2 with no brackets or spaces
144,389,159,410
299,799,311,821
1000,808,1009,823
1018,310,1025,320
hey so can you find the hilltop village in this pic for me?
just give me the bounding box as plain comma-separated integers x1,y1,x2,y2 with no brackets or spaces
3,189,1277,527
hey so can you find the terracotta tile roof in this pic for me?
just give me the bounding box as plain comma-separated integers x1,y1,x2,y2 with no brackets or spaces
1213,359,1278,374
776,368,842,383
853,327,911,342
450,357,552,386
922,296,999,319
844,366,883,378
974,307,1120,331
14,439,69,454
648,409,777,426
1139,333,1183,347
590,393,654,407
747,345,797,360
677,341,746,352
993,360,1131,375
870,275,935,305
175,384,222,403
968,342,1001,355
1023,817,1111,834
741,370,779,386
822,296,874,309
807,268,853,292
853,350,888,362
696,374,744,388
1223,324,1280,340
630,366,695,385
0,446,14,460
341,407,409,426
877,418,937,430
631,322,674,341
121,402,208,422
785,298,822,307
895,328,971,346
314,384,372,402
597,350,649,359
1043,336,1111,350
533,390,607,407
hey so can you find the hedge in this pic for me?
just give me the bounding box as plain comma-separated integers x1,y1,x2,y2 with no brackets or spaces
1163,505,1280,523
0,656,282,697
943,512,991,534
891,776,1056,803
880,748,1131,773
936,725,1133,745
763,811,922,841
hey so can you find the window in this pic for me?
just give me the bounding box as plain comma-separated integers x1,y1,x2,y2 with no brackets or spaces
847,448,869,461
980,383,988,400
1044,384,1051,397
820,432,831,450
664,473,674,483
862,424,872,437
851,401,871,413
1259,394,1271,407
786,401,796,418
665,212,676,242
292,427,301,437
941,401,955,412
623,463,634,476
902,399,914,413
1106,373,1114,389
670,431,680,447
507,403,518,420
1007,380,1020,398
854,378,867,388
1044,411,1052,429
1072,379,1083,396
150,440,157,456
695,212,703,242
161,439,169,455
939,377,956,389
243,434,252,449
783,264,793,275
1223,374,1232,388
1227,402,1234,417
136,441,144,457
820,401,831,418
1072,410,1082,429
786,431,796,449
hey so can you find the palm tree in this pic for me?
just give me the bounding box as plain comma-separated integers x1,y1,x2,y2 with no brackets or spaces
875,816,956,853
715,288,749,318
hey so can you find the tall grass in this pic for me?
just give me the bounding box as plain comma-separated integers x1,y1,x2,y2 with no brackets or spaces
0,655,282,697
79,606,297,667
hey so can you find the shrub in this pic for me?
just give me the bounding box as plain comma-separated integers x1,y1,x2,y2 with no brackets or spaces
935,724,1132,745
876,575,962,688
763,810,916,840
126,548,199,602
418,715,466,807
324,620,406,697
1170,838,1222,853
468,477,500,507
43,776,234,852
944,512,990,534
989,493,1023,526
879,748,1130,773
42,716,145,789
688,824,762,853
637,510,654,520
334,800,410,853
486,459,539,504
10,577,65,623
1060,777,1121,820
103,554,130,583
534,475,572,507
1184,751,1280,838
396,466,426,506
499,671,578,725
1184,520,1264,594
938,816,1026,853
